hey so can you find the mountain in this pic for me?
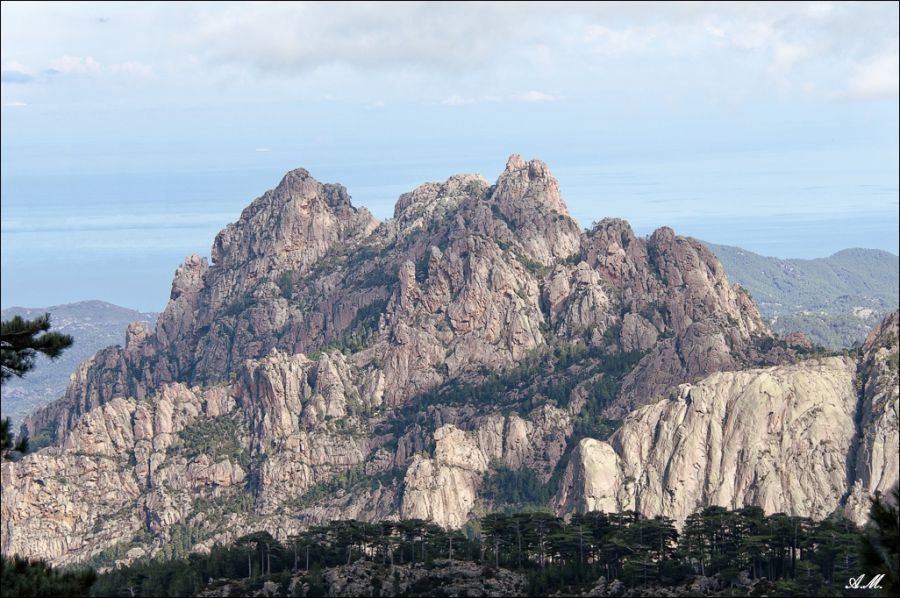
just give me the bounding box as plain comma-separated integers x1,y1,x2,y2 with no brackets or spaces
555,310,898,526
1,156,895,571
0,301,158,428
705,243,899,349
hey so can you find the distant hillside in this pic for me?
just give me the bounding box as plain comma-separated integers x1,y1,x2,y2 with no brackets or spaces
706,244,899,349
0,301,157,426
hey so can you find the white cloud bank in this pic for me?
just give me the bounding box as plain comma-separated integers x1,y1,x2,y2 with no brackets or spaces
49,55,101,74
1,2,897,102
184,2,897,101
45,55,153,78
847,43,900,99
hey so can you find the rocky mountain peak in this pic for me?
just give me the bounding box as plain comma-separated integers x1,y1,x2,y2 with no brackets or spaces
495,153,569,217
504,153,527,171
23,155,782,437
11,156,884,569
169,254,208,301
210,169,378,271
392,173,487,226
124,322,151,351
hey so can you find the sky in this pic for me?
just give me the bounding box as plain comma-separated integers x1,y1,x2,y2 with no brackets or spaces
1,1,898,312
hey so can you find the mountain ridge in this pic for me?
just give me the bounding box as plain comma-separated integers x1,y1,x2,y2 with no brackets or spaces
704,242,898,349
2,156,895,569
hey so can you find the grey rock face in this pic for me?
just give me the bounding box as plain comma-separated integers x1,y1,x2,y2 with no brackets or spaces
200,559,527,597
7,156,885,567
582,219,772,417
845,311,899,521
554,317,899,526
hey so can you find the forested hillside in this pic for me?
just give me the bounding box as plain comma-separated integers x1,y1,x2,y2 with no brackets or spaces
86,506,870,597
706,244,898,348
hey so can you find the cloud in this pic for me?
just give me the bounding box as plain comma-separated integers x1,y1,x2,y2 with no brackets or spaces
193,3,513,74
108,61,154,78
442,91,561,106
0,70,33,83
584,24,659,55
846,44,900,99
5,101,27,107
1,61,35,83
49,55,101,74
254,147,270,152
184,3,896,101
767,41,811,86
441,94,478,106
41,56,154,79
512,90,562,103
1,1,897,105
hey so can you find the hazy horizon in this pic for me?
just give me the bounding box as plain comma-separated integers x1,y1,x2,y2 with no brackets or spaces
2,1,898,312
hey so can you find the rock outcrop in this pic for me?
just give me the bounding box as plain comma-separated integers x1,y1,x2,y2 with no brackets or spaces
5,156,888,568
845,310,899,521
555,313,899,526
2,383,242,564
25,155,776,441
200,559,527,597
582,220,774,417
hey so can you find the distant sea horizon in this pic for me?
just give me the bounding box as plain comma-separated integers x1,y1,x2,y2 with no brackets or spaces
2,151,898,313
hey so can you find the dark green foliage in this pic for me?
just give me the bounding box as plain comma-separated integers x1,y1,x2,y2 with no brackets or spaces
276,271,294,299
705,243,898,349
222,296,256,317
490,203,516,231
90,504,875,597
291,465,405,510
544,349,643,496
398,341,641,419
1,556,96,598
774,312,885,351
359,267,398,289
85,530,155,571
306,298,389,358
1,417,30,460
24,426,57,452
1,313,73,458
414,255,429,284
859,486,899,596
339,299,389,354
292,465,367,508
1,313,74,384
171,414,249,470
464,179,487,197
513,252,550,278
2,301,156,427
346,245,379,272
481,466,551,509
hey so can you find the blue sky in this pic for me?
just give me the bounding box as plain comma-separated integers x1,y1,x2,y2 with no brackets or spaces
1,1,898,312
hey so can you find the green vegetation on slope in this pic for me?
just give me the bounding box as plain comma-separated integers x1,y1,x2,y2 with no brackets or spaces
705,243,898,349
1,556,96,598
83,502,885,597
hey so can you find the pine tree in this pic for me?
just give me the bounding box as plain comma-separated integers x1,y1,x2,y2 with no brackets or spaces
1,313,74,384
1,314,73,460
1,417,29,459
860,485,900,596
